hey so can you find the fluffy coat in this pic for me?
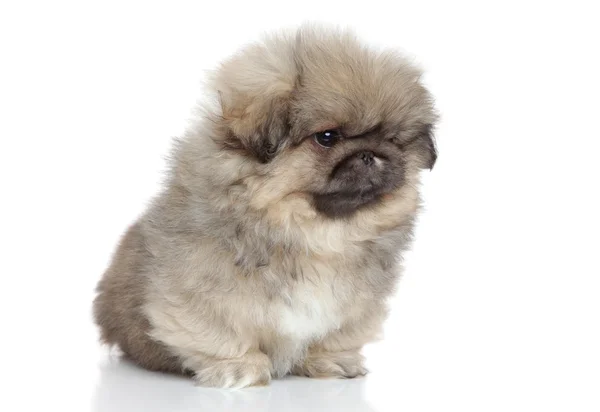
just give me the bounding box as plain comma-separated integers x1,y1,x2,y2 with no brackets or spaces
94,26,437,388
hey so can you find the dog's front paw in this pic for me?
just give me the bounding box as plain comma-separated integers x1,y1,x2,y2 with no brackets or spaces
293,350,368,379
193,353,272,389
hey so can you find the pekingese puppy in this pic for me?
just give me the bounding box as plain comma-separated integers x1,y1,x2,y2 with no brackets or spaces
94,25,438,388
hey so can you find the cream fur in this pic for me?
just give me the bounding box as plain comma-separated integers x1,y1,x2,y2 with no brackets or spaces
93,25,437,388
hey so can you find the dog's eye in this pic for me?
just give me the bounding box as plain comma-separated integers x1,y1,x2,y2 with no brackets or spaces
314,130,341,148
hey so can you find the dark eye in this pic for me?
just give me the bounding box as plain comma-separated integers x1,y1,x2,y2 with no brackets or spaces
314,130,341,148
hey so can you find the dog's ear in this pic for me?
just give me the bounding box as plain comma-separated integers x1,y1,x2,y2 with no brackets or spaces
219,93,291,163
400,123,437,170
418,124,438,170
211,41,297,163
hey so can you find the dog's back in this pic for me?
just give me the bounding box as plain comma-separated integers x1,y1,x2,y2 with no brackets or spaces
93,222,183,374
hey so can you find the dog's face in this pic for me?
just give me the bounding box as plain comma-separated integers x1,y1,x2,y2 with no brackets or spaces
304,126,408,217
208,28,436,221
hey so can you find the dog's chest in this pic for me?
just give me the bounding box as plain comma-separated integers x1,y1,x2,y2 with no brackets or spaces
272,271,346,342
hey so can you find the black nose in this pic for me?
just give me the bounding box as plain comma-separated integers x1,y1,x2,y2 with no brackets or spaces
359,151,375,166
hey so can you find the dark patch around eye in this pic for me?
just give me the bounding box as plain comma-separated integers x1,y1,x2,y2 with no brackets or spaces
314,130,341,147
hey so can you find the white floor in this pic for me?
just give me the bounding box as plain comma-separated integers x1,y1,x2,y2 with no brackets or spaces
93,359,377,412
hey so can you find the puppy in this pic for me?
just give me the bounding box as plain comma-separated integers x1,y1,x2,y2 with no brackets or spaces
94,26,437,388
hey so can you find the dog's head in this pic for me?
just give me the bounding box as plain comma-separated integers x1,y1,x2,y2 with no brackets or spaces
203,27,437,223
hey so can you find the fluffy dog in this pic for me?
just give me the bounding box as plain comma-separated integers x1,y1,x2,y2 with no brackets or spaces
94,25,437,388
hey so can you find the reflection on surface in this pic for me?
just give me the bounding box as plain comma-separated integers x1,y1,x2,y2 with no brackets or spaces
93,358,378,412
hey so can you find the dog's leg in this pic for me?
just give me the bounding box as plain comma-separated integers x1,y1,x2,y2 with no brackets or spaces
184,351,272,388
292,307,386,379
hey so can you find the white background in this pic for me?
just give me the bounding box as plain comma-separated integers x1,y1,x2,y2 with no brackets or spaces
1,1,599,411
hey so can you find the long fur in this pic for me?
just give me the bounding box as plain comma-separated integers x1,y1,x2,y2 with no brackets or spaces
93,25,437,388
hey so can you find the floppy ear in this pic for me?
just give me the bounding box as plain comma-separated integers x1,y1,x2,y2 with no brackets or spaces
219,92,291,163
418,124,438,170
211,40,297,163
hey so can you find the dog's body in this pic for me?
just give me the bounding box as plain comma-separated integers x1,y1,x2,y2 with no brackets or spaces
94,26,437,388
